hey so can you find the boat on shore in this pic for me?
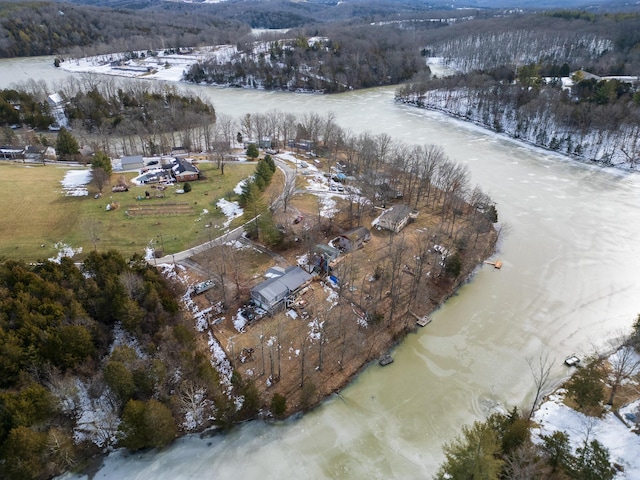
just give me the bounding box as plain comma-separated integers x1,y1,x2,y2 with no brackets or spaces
379,354,394,367
564,354,581,367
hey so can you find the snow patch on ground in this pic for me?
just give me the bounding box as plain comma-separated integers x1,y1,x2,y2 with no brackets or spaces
323,282,339,307
533,391,640,479
319,195,337,218
72,380,120,449
60,169,91,196
217,198,243,227
234,179,248,195
110,323,147,359
233,310,248,332
48,242,82,263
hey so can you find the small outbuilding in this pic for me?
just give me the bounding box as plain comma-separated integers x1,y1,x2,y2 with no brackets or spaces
121,155,144,170
251,266,312,313
310,244,341,273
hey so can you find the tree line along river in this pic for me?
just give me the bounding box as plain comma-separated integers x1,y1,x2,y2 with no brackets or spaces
2,56,640,479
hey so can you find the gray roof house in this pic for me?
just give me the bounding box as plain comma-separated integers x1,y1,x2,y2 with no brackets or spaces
172,158,200,182
376,205,413,233
332,226,371,252
251,266,312,312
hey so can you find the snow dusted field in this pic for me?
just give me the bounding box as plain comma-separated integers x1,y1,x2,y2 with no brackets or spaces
59,46,237,83
60,169,91,196
534,393,640,478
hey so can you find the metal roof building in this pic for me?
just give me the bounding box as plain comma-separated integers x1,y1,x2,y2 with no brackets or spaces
251,266,312,312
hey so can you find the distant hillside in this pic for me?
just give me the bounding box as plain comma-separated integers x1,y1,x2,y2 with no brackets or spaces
2,0,639,59
0,1,249,58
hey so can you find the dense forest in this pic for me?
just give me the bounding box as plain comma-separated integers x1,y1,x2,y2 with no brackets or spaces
183,27,428,92
0,79,217,155
396,67,640,168
0,1,249,58
0,252,261,480
0,88,54,129
0,0,467,59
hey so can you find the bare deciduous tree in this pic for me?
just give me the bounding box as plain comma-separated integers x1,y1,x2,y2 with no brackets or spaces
604,336,640,406
526,353,555,421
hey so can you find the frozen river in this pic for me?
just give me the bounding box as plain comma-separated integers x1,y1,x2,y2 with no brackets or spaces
2,56,639,479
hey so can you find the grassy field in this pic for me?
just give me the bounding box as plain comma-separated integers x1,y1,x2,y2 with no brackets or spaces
0,162,256,262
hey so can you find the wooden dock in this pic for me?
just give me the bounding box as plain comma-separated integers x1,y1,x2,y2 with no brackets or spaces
484,260,503,269
416,317,432,327
410,311,432,327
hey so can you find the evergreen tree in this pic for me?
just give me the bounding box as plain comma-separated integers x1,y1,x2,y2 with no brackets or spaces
119,399,176,450
91,150,112,176
264,154,276,173
436,420,504,480
254,159,274,190
55,127,79,160
246,143,259,159
569,440,615,480
0,426,47,480
271,393,287,418
241,182,267,239
541,431,572,473
566,359,605,411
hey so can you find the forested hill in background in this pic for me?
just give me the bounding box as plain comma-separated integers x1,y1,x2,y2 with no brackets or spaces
4,0,640,60
0,0,469,58
0,1,253,58
396,11,640,169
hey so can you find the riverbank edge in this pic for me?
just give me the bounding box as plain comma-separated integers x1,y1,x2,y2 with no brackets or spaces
394,97,638,173
277,228,500,417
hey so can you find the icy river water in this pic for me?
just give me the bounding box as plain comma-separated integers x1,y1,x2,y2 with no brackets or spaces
2,56,640,479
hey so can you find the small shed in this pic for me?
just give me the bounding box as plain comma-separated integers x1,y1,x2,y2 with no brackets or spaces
332,226,371,251
121,155,144,170
376,205,412,233
251,266,312,312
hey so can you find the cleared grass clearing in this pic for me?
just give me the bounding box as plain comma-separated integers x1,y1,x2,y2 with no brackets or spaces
0,162,256,262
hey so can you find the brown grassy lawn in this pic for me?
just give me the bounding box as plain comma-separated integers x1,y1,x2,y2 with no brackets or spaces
0,162,255,262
